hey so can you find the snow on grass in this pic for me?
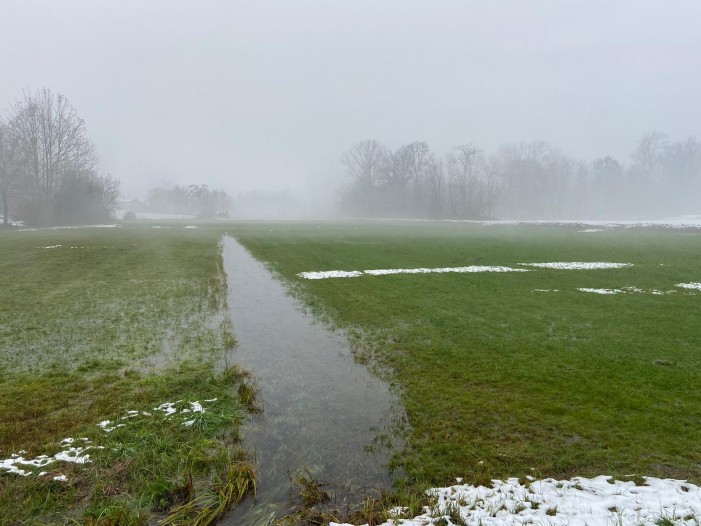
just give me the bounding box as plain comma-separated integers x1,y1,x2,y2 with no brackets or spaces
0,439,94,477
519,262,633,270
298,270,364,279
18,224,119,232
298,262,636,279
364,266,529,276
1,400,215,481
578,286,678,296
676,283,701,291
298,267,528,279
332,476,701,526
532,289,559,292
184,225,198,229
578,228,605,233
35,245,62,249
579,288,624,295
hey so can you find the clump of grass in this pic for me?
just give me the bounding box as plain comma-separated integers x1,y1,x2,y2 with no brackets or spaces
162,456,257,526
293,468,331,508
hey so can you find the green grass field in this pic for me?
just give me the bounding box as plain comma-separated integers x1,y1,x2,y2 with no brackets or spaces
3,220,701,524
0,224,256,524
230,221,701,487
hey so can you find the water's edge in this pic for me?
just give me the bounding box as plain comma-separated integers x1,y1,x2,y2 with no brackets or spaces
220,236,403,525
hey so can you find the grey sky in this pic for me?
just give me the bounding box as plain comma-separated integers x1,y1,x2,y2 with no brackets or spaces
1,0,700,200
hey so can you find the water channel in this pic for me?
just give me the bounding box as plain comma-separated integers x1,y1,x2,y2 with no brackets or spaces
220,237,402,525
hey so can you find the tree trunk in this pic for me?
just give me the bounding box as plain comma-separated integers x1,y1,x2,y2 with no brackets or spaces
2,189,8,225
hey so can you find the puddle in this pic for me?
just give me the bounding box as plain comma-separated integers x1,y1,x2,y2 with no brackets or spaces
220,237,402,525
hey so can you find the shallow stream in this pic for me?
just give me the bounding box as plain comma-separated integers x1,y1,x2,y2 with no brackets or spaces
220,237,401,525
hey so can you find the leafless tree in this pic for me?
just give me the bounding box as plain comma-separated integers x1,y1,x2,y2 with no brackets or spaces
0,118,22,225
10,88,97,223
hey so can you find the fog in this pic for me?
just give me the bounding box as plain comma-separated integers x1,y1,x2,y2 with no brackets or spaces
2,0,700,219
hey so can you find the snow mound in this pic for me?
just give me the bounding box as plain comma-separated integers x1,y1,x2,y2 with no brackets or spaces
332,475,701,526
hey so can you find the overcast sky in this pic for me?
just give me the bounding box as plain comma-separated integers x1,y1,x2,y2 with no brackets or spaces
1,0,700,200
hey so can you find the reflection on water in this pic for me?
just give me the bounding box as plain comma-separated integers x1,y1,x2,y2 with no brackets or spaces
220,237,401,525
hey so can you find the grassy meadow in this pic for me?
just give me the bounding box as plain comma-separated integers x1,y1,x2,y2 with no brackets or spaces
0,224,257,524
231,221,701,487
3,219,701,525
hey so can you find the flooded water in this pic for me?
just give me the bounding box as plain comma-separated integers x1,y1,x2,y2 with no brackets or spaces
220,237,402,525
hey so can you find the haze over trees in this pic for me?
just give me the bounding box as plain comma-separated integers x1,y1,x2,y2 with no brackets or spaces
0,88,119,226
339,134,701,220
146,184,232,218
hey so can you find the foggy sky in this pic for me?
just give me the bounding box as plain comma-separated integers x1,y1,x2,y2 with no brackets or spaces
2,0,700,202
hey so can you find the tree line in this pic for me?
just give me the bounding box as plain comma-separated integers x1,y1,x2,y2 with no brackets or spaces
145,184,232,218
339,133,701,220
0,88,119,226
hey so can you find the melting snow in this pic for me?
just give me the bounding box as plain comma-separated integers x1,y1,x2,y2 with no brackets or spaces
579,287,624,295
520,262,633,270
676,282,701,291
36,245,62,249
184,225,198,229
578,228,605,233
364,266,528,276
332,476,701,526
298,267,528,279
1,400,216,480
299,270,364,279
1,446,93,477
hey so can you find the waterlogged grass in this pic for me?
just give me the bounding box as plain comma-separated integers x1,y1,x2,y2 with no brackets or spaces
0,224,256,524
231,221,701,488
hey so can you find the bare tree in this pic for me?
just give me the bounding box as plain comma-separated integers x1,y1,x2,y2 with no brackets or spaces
340,140,387,214
0,118,23,225
447,144,484,217
10,88,97,223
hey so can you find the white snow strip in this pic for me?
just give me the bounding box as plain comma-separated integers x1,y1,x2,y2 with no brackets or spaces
184,225,198,229
578,228,605,232
52,474,68,482
520,262,633,270
36,245,62,249
298,270,363,279
578,288,624,295
532,289,559,292
676,282,701,291
364,266,528,276
332,476,701,526
298,267,528,279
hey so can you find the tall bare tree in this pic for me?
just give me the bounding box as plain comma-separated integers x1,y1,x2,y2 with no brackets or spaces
11,88,97,223
0,118,22,225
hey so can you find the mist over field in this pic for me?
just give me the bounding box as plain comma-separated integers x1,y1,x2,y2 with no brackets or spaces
1,0,700,220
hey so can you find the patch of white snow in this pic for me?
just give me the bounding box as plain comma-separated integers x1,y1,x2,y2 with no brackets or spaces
520,262,633,270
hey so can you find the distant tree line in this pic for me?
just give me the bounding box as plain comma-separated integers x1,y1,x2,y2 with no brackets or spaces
0,88,119,226
339,134,701,220
146,184,232,218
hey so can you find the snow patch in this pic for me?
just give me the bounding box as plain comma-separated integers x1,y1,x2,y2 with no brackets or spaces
298,270,363,279
332,476,701,526
520,262,633,270
364,266,528,276
676,282,701,291
298,266,528,279
578,228,605,233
